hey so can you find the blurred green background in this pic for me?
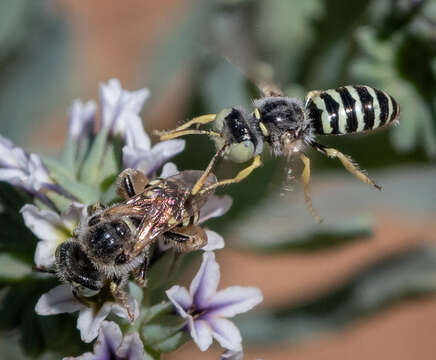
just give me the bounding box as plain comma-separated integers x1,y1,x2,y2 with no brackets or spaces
0,0,435,359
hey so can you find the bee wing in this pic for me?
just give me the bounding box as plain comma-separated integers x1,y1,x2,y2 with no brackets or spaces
167,170,217,213
105,203,149,217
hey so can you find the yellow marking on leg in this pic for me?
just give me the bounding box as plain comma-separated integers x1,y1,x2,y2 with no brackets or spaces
324,148,382,190
299,153,323,223
200,155,262,194
254,108,261,120
159,129,221,141
259,122,269,136
192,146,226,195
155,114,216,136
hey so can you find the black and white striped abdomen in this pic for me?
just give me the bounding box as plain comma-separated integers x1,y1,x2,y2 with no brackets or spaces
305,85,400,135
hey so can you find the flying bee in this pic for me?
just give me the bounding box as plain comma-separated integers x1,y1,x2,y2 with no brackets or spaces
55,169,217,318
157,85,400,222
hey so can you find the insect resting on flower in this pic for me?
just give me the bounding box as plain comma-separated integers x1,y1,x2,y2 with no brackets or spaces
54,168,217,319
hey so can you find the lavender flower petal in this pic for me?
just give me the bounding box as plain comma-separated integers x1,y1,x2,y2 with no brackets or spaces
190,319,213,352
64,322,144,360
208,286,263,317
202,230,225,251
100,79,150,136
121,111,185,176
111,294,139,323
0,134,52,193
21,203,86,268
35,285,84,315
160,162,179,178
77,302,113,343
124,114,151,151
199,195,233,224
208,317,242,352
92,321,122,359
116,332,144,360
166,285,192,316
190,252,220,309
68,100,97,140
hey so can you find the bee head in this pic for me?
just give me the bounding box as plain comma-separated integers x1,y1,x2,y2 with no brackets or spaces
213,107,261,163
83,220,132,266
254,97,313,156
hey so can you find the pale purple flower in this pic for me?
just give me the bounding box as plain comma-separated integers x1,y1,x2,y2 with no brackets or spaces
36,285,139,343
20,203,87,269
100,78,150,137
166,252,263,352
122,114,185,177
64,321,144,360
68,100,97,140
0,134,52,194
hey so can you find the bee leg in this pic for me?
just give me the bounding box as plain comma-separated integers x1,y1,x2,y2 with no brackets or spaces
117,168,149,199
110,280,135,322
163,225,208,253
155,114,217,138
133,258,149,288
199,155,262,194
313,143,382,191
192,145,227,195
158,129,222,141
299,153,323,223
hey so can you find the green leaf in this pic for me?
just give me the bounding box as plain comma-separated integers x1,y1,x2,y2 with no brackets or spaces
146,251,181,291
143,302,174,324
96,139,122,188
44,154,101,205
79,127,109,185
141,315,186,347
0,254,32,282
352,27,436,157
237,246,436,345
151,331,190,353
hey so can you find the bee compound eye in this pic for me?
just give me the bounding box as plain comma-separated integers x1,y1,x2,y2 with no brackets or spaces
228,141,255,163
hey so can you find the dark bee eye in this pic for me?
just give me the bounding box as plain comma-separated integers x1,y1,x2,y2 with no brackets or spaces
88,216,100,227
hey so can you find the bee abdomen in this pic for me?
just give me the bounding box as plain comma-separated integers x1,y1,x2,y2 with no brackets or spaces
306,85,400,135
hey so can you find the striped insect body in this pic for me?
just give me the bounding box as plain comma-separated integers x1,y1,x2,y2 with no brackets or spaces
306,85,400,135
157,83,400,222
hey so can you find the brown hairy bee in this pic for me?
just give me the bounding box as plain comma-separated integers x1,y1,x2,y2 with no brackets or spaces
55,169,216,318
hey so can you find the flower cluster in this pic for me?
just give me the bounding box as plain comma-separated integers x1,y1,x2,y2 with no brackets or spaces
0,79,263,359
